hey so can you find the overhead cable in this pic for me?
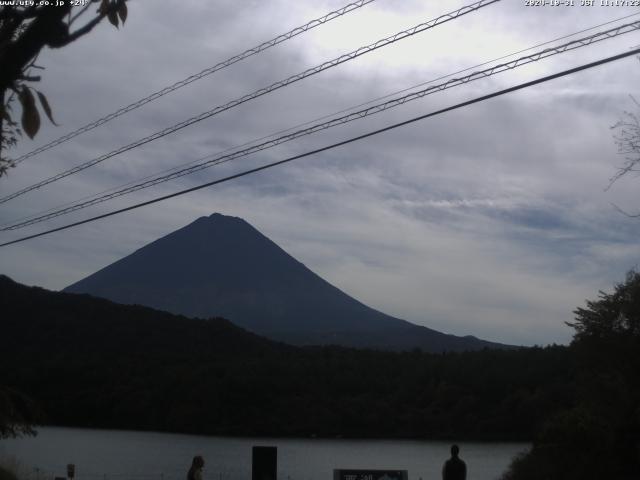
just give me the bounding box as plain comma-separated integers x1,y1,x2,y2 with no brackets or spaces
3,20,639,231
11,9,632,230
11,0,377,165
0,0,500,205
1,46,639,248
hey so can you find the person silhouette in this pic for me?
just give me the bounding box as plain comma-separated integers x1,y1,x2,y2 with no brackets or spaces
442,444,466,480
187,456,205,480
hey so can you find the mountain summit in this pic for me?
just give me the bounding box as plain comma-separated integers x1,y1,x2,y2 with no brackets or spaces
65,213,507,351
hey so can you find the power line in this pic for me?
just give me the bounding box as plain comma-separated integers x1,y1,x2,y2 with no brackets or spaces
320,11,640,125
9,11,637,235
0,0,500,206
4,19,637,230
2,47,638,249
8,10,634,230
3,20,639,231
11,0,377,165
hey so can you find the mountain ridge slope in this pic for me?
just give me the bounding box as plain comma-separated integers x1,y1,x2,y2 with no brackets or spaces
64,213,510,352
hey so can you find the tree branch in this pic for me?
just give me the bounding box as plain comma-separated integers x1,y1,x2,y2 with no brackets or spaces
18,75,41,82
1,88,4,163
64,0,126,45
0,5,72,92
63,13,106,46
611,202,640,218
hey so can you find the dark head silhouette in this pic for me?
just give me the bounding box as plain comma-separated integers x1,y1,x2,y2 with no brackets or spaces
187,456,204,480
442,444,466,480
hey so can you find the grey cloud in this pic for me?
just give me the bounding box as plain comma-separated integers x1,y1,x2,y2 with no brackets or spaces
1,0,639,346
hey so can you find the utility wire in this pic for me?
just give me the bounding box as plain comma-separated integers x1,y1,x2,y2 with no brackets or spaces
0,0,500,206
1,47,639,248
9,11,638,235
11,0,377,165
3,20,638,231
7,10,635,230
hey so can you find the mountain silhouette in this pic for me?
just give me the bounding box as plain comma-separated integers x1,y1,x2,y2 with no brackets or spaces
64,213,509,351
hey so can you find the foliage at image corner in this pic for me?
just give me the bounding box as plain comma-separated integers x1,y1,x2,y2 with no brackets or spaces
0,0,129,435
0,466,18,480
0,385,43,440
501,270,640,480
0,0,129,177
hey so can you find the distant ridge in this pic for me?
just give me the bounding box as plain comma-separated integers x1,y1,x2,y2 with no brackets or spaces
0,274,565,439
64,213,510,352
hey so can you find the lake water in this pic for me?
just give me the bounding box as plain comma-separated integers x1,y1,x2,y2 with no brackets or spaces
0,427,528,480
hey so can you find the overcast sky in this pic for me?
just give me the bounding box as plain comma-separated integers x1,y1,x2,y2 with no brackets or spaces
1,0,639,346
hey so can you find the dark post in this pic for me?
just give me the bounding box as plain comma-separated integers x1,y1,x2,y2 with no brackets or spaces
252,446,277,480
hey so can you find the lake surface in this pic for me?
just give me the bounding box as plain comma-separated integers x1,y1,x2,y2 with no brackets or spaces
0,427,528,480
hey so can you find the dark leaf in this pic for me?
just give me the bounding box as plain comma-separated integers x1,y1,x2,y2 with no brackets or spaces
98,0,109,14
0,103,11,122
18,87,40,139
107,8,119,28
36,90,58,126
118,2,127,25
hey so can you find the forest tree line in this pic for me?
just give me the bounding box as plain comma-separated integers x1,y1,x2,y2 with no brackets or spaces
0,274,574,440
1,272,638,478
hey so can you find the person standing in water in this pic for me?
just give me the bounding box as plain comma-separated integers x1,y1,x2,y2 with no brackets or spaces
442,444,466,480
187,456,205,480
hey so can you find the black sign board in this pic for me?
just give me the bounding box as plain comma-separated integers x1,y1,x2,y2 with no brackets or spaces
333,469,408,480
252,446,277,480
